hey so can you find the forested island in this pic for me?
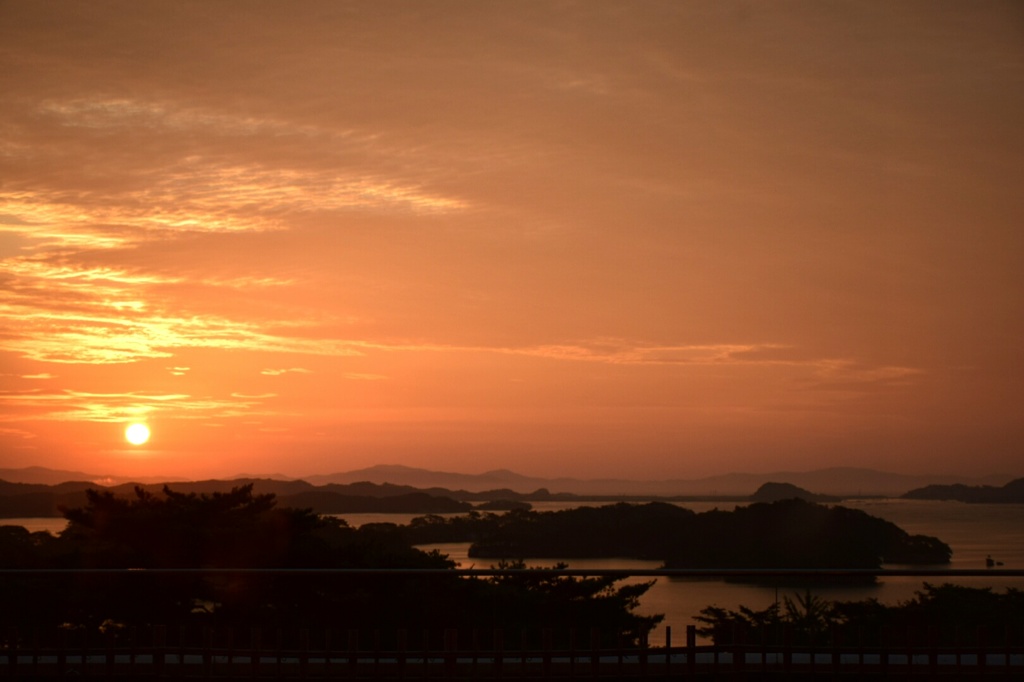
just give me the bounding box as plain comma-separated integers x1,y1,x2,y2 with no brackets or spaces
402,498,951,571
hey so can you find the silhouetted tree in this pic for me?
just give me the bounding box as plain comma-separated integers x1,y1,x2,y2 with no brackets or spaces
695,584,1024,646
1,485,658,646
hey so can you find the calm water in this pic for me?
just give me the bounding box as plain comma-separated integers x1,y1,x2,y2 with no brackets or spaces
417,499,1024,641
5,499,1023,641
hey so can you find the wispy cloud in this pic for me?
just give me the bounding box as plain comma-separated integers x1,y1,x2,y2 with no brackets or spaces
0,388,273,423
1,96,469,251
261,368,313,376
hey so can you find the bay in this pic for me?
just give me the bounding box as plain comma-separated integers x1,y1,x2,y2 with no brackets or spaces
4,499,1022,642
416,499,1024,642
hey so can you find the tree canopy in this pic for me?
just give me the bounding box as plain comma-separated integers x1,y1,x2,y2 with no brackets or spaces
0,485,658,643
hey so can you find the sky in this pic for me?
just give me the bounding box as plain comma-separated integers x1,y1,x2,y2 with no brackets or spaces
1,1,1022,482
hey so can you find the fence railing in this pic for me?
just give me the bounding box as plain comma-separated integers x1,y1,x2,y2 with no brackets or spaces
2,568,1022,679
3,623,1023,679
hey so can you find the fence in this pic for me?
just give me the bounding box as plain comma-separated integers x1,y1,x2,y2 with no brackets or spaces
2,568,1022,679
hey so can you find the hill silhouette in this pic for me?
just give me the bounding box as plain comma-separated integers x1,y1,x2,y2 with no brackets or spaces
902,477,1024,503
0,478,473,518
751,482,839,503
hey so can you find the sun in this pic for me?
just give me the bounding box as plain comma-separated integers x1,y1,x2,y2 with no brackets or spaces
125,422,151,446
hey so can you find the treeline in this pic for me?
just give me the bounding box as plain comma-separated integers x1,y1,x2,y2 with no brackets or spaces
402,499,952,569
0,485,657,644
696,584,1024,646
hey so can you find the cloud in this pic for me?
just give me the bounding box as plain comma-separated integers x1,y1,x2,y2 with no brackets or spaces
0,253,365,364
0,426,36,439
1,95,470,253
261,368,313,376
803,361,925,392
0,388,272,424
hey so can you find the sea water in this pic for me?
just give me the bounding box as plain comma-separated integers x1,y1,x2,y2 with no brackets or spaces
414,499,1024,641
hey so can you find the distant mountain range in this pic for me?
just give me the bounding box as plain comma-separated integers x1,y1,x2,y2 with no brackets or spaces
1,464,1015,497
301,464,1015,497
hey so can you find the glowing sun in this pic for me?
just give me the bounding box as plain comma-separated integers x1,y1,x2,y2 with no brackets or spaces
125,423,151,446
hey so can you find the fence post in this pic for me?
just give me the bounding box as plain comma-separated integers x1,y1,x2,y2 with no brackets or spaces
275,628,284,678
202,626,213,677
373,629,381,678
664,625,671,678
639,628,649,676
977,625,988,673
568,627,576,679
129,624,138,673
494,628,504,680
224,627,234,671
99,628,109,676
397,628,407,679
324,628,333,676
56,626,66,677
541,628,553,678
927,625,938,678
421,628,429,677
299,628,309,679
856,625,865,674
879,625,889,676
830,624,840,675
179,625,187,671
444,628,457,678
347,628,359,675
80,624,88,675
250,626,261,679
520,627,529,677
782,624,793,673
471,627,480,677
590,627,600,680
1005,625,1014,675
616,632,624,676
686,624,696,677
905,624,914,673
4,628,14,676
732,621,744,672
154,624,166,677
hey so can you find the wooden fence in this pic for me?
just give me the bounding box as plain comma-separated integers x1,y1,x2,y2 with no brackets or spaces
3,623,1023,679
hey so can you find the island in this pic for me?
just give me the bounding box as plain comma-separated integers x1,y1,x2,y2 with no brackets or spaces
404,498,952,571
902,477,1024,503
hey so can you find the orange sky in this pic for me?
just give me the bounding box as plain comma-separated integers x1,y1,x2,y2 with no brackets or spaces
1,1,1022,481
